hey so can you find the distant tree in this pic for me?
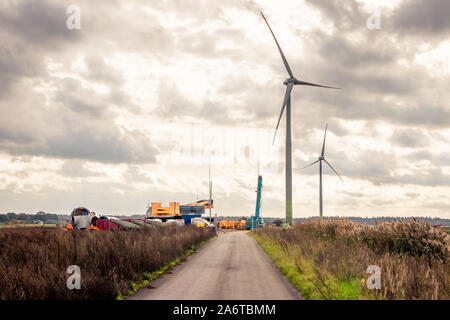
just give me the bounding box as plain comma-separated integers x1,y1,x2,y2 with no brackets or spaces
17,213,30,221
0,214,8,223
273,219,283,227
6,212,17,220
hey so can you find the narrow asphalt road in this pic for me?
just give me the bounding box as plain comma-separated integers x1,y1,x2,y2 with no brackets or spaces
128,231,301,300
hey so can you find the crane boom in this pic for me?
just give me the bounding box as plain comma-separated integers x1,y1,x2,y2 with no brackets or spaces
247,175,264,229
255,175,263,218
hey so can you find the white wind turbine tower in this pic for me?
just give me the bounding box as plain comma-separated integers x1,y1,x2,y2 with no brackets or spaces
260,12,340,224
302,124,343,219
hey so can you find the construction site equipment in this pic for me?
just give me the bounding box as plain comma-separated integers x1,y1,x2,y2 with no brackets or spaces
148,202,181,217
234,220,247,230
182,214,202,224
71,207,95,230
183,199,214,209
65,207,147,231
64,223,73,230
146,200,213,224
110,218,141,230
95,218,120,230
121,218,145,227
191,218,206,228
218,219,235,229
175,220,185,226
247,175,264,229
145,219,162,225
86,225,100,231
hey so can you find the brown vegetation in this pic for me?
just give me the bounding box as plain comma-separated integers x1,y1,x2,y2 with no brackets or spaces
0,225,214,300
255,219,450,299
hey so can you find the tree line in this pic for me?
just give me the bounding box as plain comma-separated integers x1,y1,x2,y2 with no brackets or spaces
0,212,69,224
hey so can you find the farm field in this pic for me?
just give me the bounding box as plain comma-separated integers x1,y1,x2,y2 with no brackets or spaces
252,219,450,300
0,225,214,299
0,223,57,228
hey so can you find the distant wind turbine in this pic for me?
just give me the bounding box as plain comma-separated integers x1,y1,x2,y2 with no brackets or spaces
260,11,340,225
302,124,343,219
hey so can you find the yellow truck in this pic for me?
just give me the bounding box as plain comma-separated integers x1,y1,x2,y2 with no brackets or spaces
191,218,206,228
218,219,235,230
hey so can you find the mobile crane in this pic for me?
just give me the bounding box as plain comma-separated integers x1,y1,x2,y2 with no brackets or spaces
246,175,264,229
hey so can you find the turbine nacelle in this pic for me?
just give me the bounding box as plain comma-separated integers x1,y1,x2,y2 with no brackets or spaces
283,78,297,85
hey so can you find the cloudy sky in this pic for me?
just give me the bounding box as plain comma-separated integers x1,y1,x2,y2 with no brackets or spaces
0,0,449,218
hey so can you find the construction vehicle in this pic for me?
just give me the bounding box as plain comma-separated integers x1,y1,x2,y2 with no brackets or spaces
147,202,181,218
247,175,264,229
191,217,206,228
183,199,214,209
66,207,144,231
146,200,213,224
218,219,235,229
234,220,247,230
70,207,99,230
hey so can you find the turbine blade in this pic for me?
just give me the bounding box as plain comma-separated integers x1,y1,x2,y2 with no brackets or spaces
301,159,319,170
324,159,344,182
294,79,340,89
260,11,294,79
321,123,328,157
272,83,293,145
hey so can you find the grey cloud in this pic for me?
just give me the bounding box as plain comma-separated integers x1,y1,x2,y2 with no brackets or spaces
156,81,234,125
304,0,366,32
405,150,434,161
46,126,157,163
391,128,430,148
267,2,450,133
0,74,158,163
0,1,82,50
0,118,158,164
0,127,34,144
0,36,47,98
390,169,450,186
404,192,420,199
342,190,366,198
84,56,124,87
55,78,110,117
405,150,450,168
60,160,101,178
314,32,396,69
393,0,450,37
370,198,395,207
0,1,155,164
329,121,349,137
306,0,450,40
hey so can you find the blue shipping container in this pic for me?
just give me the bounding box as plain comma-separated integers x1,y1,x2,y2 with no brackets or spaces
182,214,202,225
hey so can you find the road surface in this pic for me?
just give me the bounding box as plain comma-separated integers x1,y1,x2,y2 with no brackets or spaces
128,231,301,300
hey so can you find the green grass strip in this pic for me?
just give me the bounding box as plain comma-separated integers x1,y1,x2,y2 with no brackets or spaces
250,233,374,300
116,238,212,300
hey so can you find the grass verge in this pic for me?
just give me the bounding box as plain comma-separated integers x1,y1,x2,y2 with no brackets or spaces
250,233,374,300
251,219,450,300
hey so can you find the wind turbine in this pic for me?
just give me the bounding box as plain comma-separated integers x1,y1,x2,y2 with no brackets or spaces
302,124,343,219
260,11,340,225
